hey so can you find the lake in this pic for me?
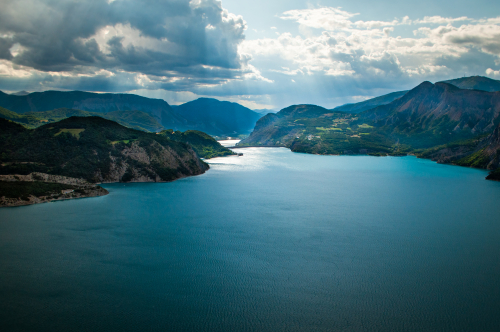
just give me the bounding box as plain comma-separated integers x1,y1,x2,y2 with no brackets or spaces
1,147,500,331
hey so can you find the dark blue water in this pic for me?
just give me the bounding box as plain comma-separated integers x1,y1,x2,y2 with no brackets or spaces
1,148,500,331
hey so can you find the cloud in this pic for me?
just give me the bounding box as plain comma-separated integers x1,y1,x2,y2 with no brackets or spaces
238,7,500,108
1,2,500,110
413,16,472,25
0,0,269,93
280,7,358,31
486,68,500,77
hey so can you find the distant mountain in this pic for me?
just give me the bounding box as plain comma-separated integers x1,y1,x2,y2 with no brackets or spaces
332,90,408,114
173,98,262,136
440,76,500,92
0,116,223,183
254,108,277,116
363,81,500,147
103,110,164,132
330,76,500,115
11,91,30,96
0,90,187,130
0,90,265,136
0,106,164,132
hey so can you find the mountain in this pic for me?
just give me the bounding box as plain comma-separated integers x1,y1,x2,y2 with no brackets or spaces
159,129,235,159
0,90,187,129
415,122,500,176
0,116,225,183
329,76,500,116
0,106,42,128
254,108,277,116
240,81,500,178
101,110,164,132
332,90,408,114
0,106,164,132
239,104,396,155
11,91,30,96
172,98,262,136
0,90,265,136
362,81,500,148
441,76,500,92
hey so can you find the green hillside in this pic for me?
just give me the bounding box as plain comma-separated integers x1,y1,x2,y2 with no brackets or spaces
0,107,164,132
0,117,232,183
160,129,235,159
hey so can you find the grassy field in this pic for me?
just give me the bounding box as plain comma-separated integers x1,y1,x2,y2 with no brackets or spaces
54,128,85,139
316,127,342,131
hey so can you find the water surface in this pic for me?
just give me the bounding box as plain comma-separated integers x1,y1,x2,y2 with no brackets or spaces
1,148,500,331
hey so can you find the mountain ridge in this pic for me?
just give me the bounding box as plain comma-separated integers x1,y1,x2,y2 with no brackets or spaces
173,98,262,136
440,76,500,92
0,90,187,130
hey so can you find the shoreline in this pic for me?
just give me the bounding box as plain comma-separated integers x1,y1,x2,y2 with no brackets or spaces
232,145,496,180
0,186,109,208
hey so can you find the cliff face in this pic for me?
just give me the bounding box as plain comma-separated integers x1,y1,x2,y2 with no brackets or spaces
484,123,500,169
100,140,209,183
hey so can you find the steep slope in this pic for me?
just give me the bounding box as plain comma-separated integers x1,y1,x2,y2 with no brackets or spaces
240,104,396,155
103,110,164,132
415,122,500,177
173,98,262,136
332,90,408,114
0,90,187,129
0,117,209,183
0,106,42,127
160,129,235,159
362,82,500,147
441,76,500,92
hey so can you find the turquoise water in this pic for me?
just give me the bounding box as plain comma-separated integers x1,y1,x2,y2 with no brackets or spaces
1,148,500,331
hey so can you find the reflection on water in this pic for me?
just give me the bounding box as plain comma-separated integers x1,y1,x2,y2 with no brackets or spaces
1,148,500,332
217,139,240,147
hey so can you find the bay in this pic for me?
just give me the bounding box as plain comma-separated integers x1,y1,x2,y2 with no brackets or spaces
1,147,500,331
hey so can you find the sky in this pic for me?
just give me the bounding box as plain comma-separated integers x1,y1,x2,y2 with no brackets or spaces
1,0,500,110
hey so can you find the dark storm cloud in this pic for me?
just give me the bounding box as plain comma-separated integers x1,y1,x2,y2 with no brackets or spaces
0,37,14,60
0,0,248,90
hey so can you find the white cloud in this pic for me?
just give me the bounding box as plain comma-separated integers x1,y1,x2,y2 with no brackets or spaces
280,7,357,31
486,68,500,77
243,7,500,82
413,16,472,25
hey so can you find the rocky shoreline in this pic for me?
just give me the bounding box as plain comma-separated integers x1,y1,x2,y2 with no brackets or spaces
0,172,109,208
